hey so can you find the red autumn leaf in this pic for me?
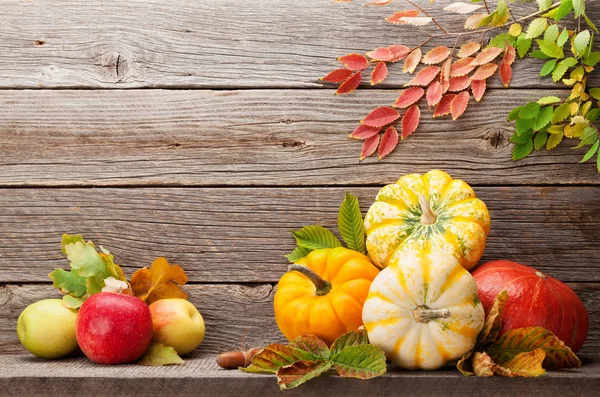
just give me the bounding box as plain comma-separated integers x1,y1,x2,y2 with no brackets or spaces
471,63,498,80
388,45,410,62
472,47,503,66
371,62,388,85
440,59,451,82
504,44,516,66
433,94,456,118
403,48,422,74
336,72,362,95
367,47,393,62
349,124,381,140
386,10,420,24
448,75,471,92
393,87,425,108
360,134,380,160
499,61,512,87
401,105,420,139
471,79,486,102
406,66,441,86
338,53,369,71
441,80,450,94
422,46,452,65
426,81,443,107
450,57,475,77
361,106,400,128
450,91,469,120
457,42,481,58
366,0,392,6
379,126,399,159
321,68,353,83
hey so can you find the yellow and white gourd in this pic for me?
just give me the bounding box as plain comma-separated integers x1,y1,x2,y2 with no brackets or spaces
364,170,490,271
362,250,484,370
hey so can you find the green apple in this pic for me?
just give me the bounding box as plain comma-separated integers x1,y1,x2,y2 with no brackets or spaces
17,299,78,359
149,299,205,355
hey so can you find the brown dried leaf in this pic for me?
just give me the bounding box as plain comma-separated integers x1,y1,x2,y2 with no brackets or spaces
130,257,189,304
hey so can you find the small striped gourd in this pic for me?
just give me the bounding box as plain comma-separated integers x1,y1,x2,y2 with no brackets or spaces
364,170,490,271
362,250,484,370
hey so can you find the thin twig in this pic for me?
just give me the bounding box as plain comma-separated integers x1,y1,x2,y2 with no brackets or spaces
482,0,490,14
405,0,447,34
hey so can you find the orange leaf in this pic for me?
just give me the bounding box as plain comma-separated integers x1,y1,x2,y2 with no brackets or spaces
336,72,362,94
499,61,512,88
321,68,353,83
406,66,440,86
386,10,420,24
379,126,399,159
349,124,381,140
448,75,471,92
441,80,450,94
401,105,420,139
371,62,388,85
422,46,452,65
450,91,469,120
393,87,425,108
457,42,481,58
464,13,487,30
361,106,400,127
472,63,498,80
426,81,443,107
366,0,392,6
338,53,369,71
450,57,475,77
471,79,486,102
367,47,393,62
472,47,503,66
403,48,422,74
360,134,380,160
440,58,451,83
503,44,516,66
130,257,189,304
388,45,410,62
433,94,456,118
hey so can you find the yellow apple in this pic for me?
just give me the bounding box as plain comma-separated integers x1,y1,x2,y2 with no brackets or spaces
149,299,205,355
17,299,79,359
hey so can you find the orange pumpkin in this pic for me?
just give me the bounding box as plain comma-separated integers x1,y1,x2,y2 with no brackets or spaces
274,247,380,345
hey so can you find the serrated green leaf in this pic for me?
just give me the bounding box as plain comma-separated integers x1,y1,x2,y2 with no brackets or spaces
584,51,600,66
554,0,573,21
576,127,598,147
552,103,571,123
589,88,600,101
581,140,599,162
536,39,564,58
516,118,535,135
540,59,557,76
572,0,585,17
277,360,332,390
537,0,552,12
557,29,569,46
547,130,564,149
537,95,561,105
543,24,559,42
61,234,86,254
330,328,369,357
574,30,591,55
511,132,534,144
337,192,366,254
552,57,577,82
525,18,548,39
285,246,312,263
49,268,87,297
534,130,549,150
513,139,534,160
530,50,551,59
583,13,599,33
534,106,554,130
289,335,331,360
586,108,600,122
597,148,600,172
508,106,523,121
331,345,386,379
63,239,110,279
519,102,541,119
242,343,324,374
517,36,533,58
62,295,84,309
292,225,341,251
138,343,184,366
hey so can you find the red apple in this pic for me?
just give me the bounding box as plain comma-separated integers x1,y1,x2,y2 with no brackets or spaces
76,292,153,364
472,260,589,352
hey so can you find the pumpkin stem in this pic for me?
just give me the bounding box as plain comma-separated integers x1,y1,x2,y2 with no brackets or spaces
288,265,332,296
418,194,437,225
413,306,451,323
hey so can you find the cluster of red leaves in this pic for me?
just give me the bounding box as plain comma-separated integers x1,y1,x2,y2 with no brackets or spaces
321,8,516,161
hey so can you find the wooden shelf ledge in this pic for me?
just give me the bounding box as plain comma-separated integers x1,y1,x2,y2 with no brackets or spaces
1,353,598,396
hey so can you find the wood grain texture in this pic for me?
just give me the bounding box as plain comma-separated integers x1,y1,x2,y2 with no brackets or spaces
1,284,283,356
1,89,599,187
1,282,598,355
0,353,598,397
0,0,597,89
0,186,598,283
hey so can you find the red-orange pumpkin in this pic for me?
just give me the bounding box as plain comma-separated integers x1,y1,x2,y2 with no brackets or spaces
472,260,589,352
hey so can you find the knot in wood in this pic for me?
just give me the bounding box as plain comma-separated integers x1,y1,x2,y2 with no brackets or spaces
485,129,509,149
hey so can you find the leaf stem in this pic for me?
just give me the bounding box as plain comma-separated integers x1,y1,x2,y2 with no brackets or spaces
405,0,447,34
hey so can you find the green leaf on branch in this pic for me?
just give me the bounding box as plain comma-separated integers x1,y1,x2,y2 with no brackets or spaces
534,106,554,130
581,140,599,163
552,103,571,123
289,335,331,360
330,328,369,357
537,96,561,105
536,39,564,58
589,88,600,101
540,59,557,76
553,0,573,22
516,36,533,58
557,29,569,46
534,130,549,150
337,192,366,254
511,132,534,144
513,139,534,160
285,246,312,263
62,295,84,309
516,118,535,135
519,102,541,119
543,24,559,42
572,0,585,18
292,225,341,251
507,106,523,121
331,345,387,379
49,268,87,297
551,57,577,82
583,13,599,33
525,18,548,39
138,343,184,366
574,30,591,55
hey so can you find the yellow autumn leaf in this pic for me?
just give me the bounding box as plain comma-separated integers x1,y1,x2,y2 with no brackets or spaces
508,23,522,37
494,349,546,377
130,257,189,304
